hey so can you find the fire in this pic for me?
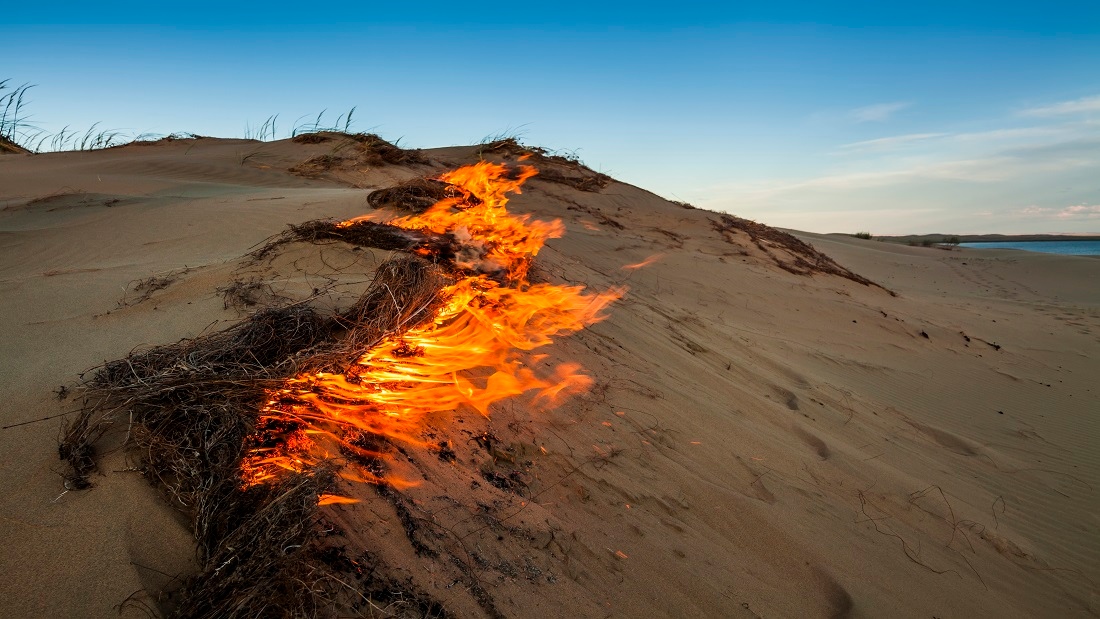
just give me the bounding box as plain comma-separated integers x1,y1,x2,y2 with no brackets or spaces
622,253,665,270
242,161,622,489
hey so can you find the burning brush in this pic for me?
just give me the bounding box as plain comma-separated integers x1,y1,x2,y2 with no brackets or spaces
242,161,623,492
58,160,621,616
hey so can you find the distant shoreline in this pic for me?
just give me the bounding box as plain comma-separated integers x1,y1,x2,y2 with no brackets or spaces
865,233,1100,244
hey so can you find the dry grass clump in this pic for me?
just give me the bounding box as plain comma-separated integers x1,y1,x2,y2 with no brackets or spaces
713,214,895,295
334,256,450,364
292,133,334,144
60,252,452,617
536,167,611,192
367,178,462,212
60,304,331,486
3,79,195,153
290,154,342,176
1,79,34,154
64,256,449,487
250,219,458,263
344,133,429,166
217,276,281,312
109,133,205,149
480,138,611,192
0,134,29,154
119,268,192,306
173,466,339,618
290,134,428,177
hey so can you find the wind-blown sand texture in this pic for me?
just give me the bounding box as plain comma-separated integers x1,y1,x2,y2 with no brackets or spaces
1,136,1097,617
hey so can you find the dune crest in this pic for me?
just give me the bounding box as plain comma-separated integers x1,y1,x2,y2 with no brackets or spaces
1,136,1097,618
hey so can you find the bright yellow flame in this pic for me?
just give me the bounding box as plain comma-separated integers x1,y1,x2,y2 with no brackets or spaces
241,161,622,490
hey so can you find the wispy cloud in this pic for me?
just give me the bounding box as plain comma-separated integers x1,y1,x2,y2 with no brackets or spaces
849,101,910,123
722,152,1094,197
837,132,947,152
1018,204,1100,219
833,123,1097,157
1019,95,1100,117
695,96,1100,234
696,132,1100,234
951,125,1072,143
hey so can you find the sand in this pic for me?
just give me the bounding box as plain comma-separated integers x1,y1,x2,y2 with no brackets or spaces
1,136,1097,617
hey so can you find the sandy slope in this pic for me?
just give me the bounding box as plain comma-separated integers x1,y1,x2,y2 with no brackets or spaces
1,138,1097,618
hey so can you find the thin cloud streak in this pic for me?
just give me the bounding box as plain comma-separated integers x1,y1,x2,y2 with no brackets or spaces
1019,95,1100,117
702,104,1100,234
836,132,947,152
692,120,1100,235
1018,204,1100,219
836,122,1096,155
711,152,1096,198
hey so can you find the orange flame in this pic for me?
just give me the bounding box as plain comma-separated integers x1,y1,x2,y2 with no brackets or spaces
242,161,622,490
622,253,665,270
318,494,361,506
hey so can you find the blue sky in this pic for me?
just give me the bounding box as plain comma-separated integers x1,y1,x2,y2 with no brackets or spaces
5,2,1100,234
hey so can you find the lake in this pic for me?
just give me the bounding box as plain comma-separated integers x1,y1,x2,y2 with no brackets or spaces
958,240,1100,256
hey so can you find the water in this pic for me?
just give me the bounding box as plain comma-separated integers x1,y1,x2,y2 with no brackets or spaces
958,240,1100,256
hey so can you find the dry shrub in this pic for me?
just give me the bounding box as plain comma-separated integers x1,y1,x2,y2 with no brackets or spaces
535,167,611,192
334,255,450,365
712,214,895,295
60,304,331,486
290,134,428,177
63,257,448,486
292,133,334,144
165,463,444,619
60,253,452,617
481,138,611,192
290,154,342,176
173,466,338,618
367,177,463,212
479,138,525,156
250,219,458,263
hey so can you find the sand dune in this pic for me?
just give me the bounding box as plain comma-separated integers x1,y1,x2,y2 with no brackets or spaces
1,136,1097,617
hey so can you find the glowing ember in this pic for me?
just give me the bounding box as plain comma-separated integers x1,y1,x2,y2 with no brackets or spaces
242,161,622,489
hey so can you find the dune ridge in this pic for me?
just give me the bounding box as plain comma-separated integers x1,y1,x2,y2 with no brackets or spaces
1,136,1097,617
